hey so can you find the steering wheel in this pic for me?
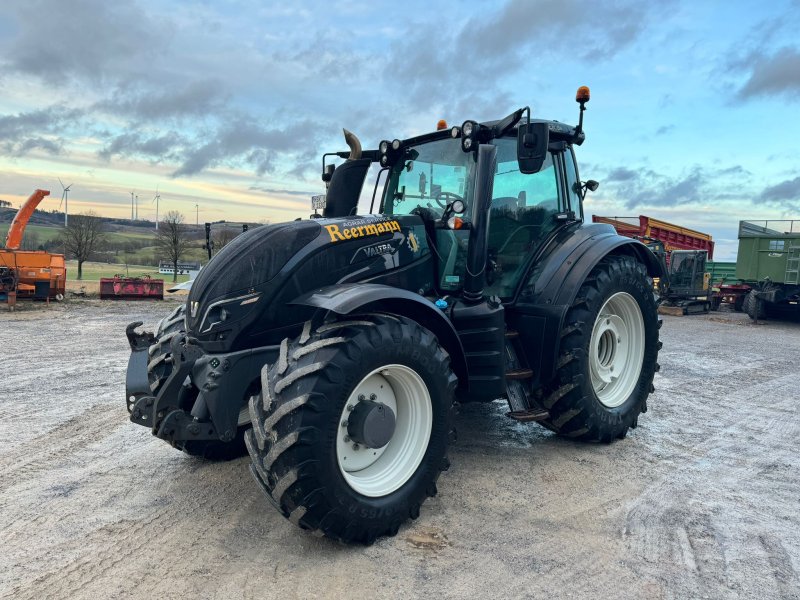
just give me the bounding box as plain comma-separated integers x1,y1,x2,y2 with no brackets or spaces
435,190,465,210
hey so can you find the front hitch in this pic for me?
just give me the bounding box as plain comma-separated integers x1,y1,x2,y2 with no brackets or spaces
126,321,155,351
134,333,204,435
126,322,156,412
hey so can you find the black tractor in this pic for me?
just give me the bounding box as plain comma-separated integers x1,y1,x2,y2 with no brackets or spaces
126,87,662,544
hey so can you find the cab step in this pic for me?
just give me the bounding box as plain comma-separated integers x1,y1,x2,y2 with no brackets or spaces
504,336,549,423
505,368,533,380
507,407,550,422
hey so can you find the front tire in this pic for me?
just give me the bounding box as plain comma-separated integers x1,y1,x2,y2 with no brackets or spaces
540,255,661,442
246,314,456,544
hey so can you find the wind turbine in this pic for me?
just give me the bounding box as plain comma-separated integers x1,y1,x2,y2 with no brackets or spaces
58,178,72,227
152,186,161,230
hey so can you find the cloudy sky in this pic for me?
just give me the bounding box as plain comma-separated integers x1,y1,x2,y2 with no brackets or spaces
1,0,798,258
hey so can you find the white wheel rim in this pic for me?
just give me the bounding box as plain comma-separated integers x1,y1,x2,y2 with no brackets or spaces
589,291,645,408
336,365,432,498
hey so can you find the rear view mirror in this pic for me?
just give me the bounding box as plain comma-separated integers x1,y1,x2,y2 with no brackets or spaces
517,122,549,174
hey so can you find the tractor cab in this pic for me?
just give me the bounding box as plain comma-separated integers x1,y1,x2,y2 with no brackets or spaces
379,119,586,299
319,88,594,303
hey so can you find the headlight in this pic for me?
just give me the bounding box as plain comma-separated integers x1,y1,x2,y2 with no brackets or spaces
462,121,474,137
450,126,460,138
462,137,473,150
380,155,389,166
199,293,261,334
379,140,389,154
391,139,401,150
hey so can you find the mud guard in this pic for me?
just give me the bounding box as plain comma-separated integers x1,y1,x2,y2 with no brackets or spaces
291,283,469,391
513,223,663,387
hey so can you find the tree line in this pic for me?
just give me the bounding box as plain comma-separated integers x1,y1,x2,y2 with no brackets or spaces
52,211,249,280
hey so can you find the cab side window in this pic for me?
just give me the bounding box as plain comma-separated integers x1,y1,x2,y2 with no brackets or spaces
563,148,582,218
487,148,561,297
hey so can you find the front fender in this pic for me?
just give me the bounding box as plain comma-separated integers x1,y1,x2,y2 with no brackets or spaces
291,283,469,391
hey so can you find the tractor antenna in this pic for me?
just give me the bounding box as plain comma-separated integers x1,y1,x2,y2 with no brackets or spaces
130,190,136,220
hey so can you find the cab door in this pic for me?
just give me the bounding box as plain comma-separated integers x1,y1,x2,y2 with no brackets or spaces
486,139,567,298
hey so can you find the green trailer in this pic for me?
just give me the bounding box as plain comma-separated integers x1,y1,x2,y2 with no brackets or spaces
736,220,800,319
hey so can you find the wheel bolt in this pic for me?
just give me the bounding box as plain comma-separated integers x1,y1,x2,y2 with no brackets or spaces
369,393,377,400
341,420,348,427
358,394,365,401
344,436,351,443
352,443,360,451
347,404,354,411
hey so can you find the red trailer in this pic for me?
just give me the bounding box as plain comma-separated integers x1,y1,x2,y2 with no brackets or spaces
592,215,714,259
100,276,164,300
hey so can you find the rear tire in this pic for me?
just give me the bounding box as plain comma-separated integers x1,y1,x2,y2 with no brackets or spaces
733,294,745,312
743,290,763,320
246,313,456,544
540,255,660,442
148,303,249,460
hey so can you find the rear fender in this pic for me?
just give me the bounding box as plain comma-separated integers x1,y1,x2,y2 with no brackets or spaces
291,283,469,391
529,224,663,308
515,224,662,386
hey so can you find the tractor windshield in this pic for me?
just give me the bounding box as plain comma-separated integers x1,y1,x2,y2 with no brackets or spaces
382,138,475,217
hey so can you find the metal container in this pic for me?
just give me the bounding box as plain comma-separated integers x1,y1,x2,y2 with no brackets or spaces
736,220,800,285
592,215,715,259
100,276,164,300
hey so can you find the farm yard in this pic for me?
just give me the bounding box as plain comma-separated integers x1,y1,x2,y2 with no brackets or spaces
1,300,798,599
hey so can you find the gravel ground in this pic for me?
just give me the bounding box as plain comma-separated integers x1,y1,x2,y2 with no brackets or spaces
1,300,799,599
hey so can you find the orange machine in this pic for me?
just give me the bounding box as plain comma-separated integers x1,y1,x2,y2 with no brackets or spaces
1,189,67,300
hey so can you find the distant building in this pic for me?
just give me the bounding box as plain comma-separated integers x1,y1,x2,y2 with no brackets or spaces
159,260,201,275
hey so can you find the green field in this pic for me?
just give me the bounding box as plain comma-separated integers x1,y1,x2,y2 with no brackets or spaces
0,223,156,246
65,261,191,282
2,221,208,269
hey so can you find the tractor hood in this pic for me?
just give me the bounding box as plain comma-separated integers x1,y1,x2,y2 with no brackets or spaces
186,221,322,335
185,214,433,353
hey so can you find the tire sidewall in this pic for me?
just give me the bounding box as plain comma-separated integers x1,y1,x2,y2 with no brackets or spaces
271,318,451,530
576,260,659,430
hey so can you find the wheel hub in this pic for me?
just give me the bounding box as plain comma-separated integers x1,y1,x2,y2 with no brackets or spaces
336,365,432,497
591,313,628,386
588,291,645,408
347,399,396,449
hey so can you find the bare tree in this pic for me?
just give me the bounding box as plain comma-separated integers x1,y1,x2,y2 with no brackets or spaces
156,211,190,282
60,212,106,280
212,225,237,250
21,230,40,251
